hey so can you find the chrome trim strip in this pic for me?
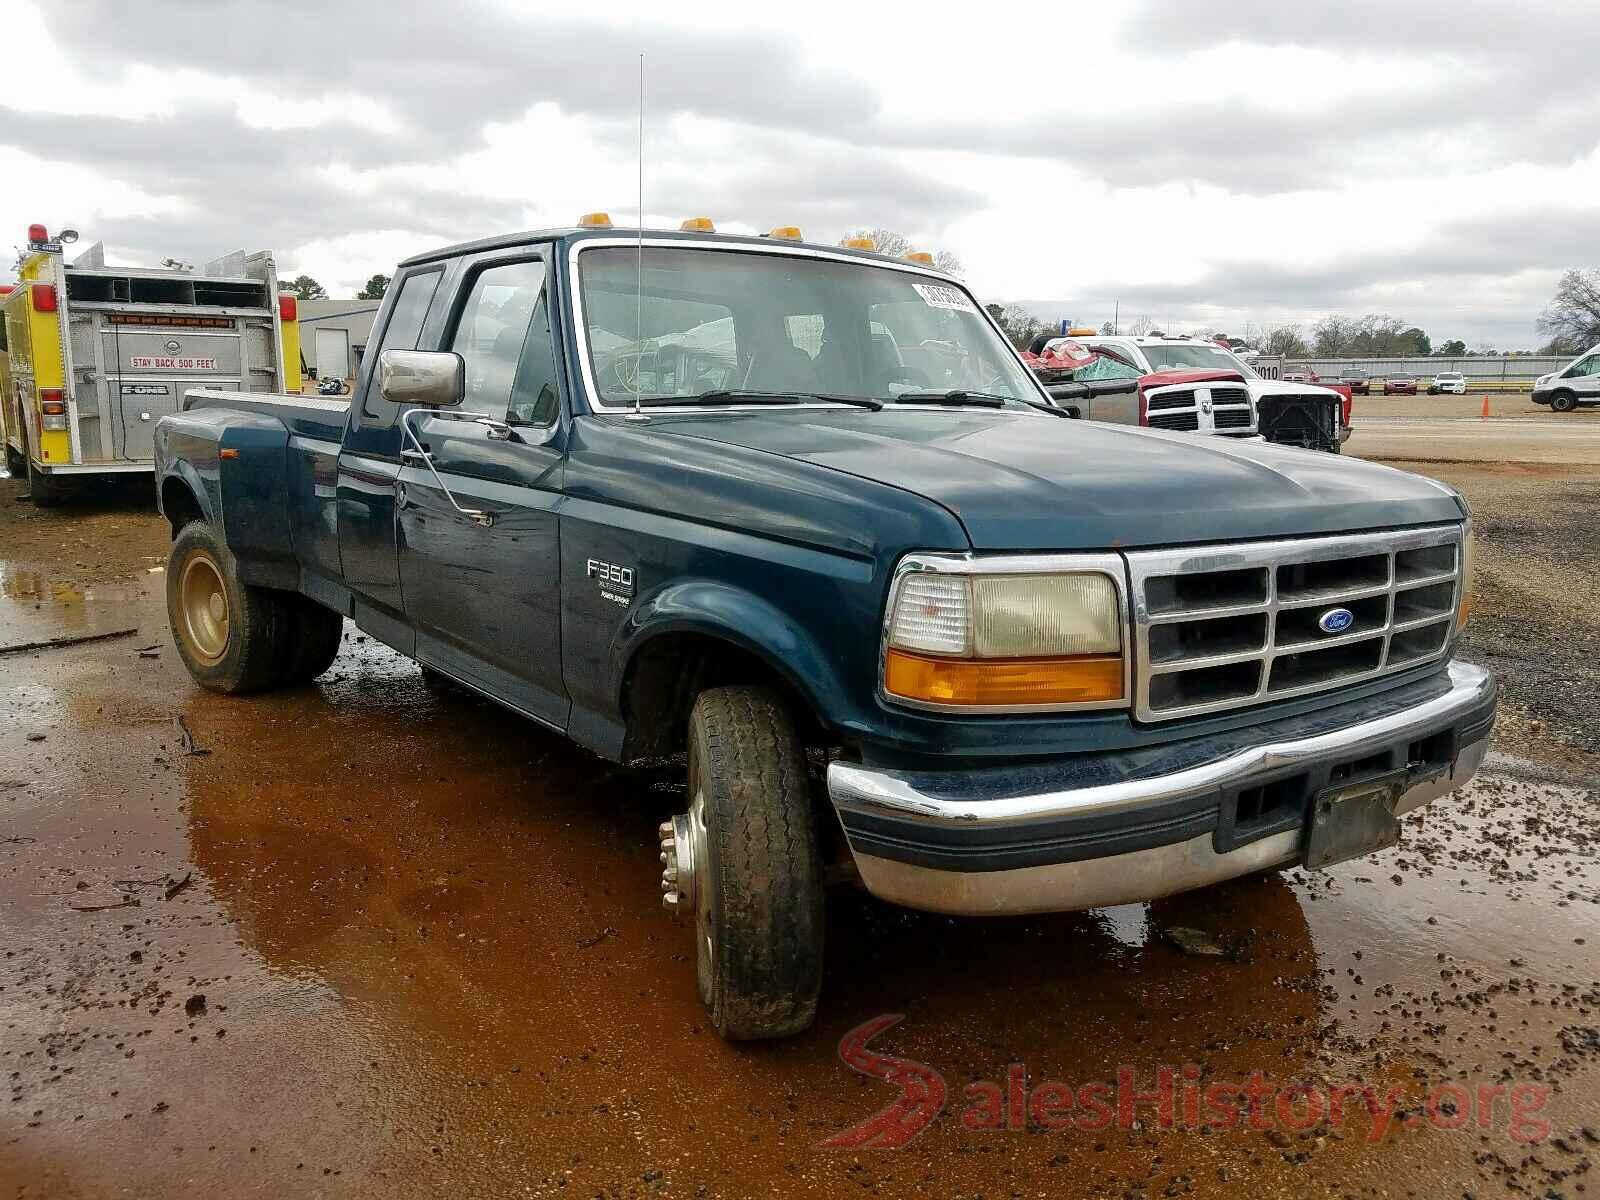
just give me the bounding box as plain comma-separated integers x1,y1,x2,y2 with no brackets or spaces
1127,523,1464,722
33,461,154,475
829,659,1491,830
288,433,342,455
877,551,1132,714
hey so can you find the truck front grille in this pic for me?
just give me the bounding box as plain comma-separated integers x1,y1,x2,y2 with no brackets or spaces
1142,383,1256,436
1147,390,1196,412
1126,525,1463,721
1149,410,1200,431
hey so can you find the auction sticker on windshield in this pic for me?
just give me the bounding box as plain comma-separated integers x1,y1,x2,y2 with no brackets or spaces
129,356,217,370
913,283,977,314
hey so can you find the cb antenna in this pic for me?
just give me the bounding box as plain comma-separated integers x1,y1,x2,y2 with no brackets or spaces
627,52,649,423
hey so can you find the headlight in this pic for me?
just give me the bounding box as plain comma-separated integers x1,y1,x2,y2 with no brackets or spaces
1456,527,1476,630
883,557,1127,710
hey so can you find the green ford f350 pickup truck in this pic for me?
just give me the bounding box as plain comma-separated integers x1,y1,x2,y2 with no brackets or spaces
153,218,1496,1040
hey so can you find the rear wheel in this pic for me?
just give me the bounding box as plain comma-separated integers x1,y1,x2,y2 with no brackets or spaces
1551,390,1580,413
660,685,824,1040
4,440,24,478
167,521,288,693
20,428,66,505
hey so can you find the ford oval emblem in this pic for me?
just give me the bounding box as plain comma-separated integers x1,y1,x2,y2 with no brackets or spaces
1318,607,1355,635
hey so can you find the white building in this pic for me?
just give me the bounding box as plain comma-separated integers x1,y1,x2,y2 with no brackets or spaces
297,299,381,382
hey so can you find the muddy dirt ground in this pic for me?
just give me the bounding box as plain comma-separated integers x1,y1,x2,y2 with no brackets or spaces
1,439,1597,1199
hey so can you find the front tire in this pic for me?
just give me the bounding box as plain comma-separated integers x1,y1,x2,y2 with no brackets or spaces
663,685,824,1040
167,521,288,693
1551,390,1580,413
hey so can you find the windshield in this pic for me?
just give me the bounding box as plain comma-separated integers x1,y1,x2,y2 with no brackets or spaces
576,245,1041,409
1139,343,1259,378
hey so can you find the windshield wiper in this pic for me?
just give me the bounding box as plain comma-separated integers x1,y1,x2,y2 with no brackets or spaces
1018,397,1073,418
891,390,1013,408
634,389,883,410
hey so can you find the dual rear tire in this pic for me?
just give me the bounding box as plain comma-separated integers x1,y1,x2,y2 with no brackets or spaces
167,521,343,693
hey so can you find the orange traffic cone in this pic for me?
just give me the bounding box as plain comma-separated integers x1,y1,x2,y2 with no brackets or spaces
1481,394,1489,419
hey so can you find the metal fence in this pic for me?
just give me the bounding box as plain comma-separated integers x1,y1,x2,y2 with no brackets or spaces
1288,357,1566,384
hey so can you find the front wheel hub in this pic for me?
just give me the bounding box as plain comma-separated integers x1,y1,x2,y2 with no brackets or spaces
659,791,706,915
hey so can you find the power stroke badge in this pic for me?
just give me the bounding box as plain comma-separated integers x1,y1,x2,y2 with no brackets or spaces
586,559,635,606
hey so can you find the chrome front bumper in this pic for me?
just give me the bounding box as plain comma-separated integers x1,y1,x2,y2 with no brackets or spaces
828,661,1495,916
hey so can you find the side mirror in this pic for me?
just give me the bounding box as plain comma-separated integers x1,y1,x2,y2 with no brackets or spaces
379,349,464,407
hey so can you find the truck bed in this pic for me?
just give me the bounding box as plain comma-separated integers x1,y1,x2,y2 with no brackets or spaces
183,388,350,445
155,388,353,614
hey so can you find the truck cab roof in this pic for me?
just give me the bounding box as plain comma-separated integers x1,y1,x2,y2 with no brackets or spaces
399,225,950,274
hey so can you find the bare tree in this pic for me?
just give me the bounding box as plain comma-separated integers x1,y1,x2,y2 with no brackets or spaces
1351,315,1409,356
1262,324,1310,358
841,228,964,277
1128,314,1156,336
984,303,1052,349
1311,315,1361,356
845,228,911,258
1536,269,1600,353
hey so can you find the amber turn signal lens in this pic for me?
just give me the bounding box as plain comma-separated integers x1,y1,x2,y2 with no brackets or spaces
884,649,1123,707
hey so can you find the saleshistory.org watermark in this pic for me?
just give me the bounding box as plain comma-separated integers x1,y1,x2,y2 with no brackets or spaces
822,1015,1554,1151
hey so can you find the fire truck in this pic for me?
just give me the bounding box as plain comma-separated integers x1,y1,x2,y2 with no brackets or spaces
2,224,301,501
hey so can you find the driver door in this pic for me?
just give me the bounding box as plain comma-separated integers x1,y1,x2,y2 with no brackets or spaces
395,253,570,729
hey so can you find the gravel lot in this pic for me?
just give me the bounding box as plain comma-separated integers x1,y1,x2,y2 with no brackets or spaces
1,420,1596,1199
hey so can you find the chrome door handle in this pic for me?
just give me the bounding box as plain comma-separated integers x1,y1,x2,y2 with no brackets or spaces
475,417,513,441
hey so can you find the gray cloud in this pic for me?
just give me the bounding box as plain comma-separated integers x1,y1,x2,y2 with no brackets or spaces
43,0,1600,200
0,104,523,273
8,0,1594,345
1014,205,1600,348
40,1,880,158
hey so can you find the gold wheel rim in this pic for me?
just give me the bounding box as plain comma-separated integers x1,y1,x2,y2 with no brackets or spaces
179,551,230,663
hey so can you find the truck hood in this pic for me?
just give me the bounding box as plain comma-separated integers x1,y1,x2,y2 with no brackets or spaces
1250,379,1344,398
651,409,1465,551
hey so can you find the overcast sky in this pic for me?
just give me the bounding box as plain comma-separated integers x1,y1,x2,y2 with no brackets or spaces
4,0,1595,349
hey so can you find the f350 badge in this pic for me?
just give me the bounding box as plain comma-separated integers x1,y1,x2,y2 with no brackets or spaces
586,558,635,606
